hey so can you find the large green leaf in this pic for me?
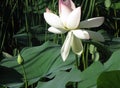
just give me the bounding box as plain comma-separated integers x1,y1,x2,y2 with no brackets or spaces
36,66,82,88
36,46,120,88
97,70,120,88
107,37,120,52
1,43,120,88
104,49,120,70
96,49,120,87
36,62,104,88
111,2,120,9
0,41,75,87
0,65,23,87
35,48,120,88
78,61,104,88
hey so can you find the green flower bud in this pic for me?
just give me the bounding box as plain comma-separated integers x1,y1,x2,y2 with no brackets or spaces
17,54,24,65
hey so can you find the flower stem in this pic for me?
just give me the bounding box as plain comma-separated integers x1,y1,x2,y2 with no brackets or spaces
73,82,78,88
75,55,79,69
74,54,79,88
22,64,28,88
52,0,56,10
82,52,86,70
61,34,65,44
54,34,58,44
85,44,89,68
114,9,119,37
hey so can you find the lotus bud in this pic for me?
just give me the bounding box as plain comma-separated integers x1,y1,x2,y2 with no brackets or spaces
17,54,24,65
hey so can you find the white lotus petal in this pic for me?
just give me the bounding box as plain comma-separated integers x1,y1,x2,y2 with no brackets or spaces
60,0,76,10
80,17,104,28
59,0,72,25
66,7,81,29
44,12,65,29
48,27,67,34
71,35,83,55
59,0,72,15
72,30,90,39
59,0,76,25
69,0,76,9
61,31,73,61
87,30,105,42
59,0,75,10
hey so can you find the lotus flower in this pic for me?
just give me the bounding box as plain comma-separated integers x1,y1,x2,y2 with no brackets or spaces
44,0,104,61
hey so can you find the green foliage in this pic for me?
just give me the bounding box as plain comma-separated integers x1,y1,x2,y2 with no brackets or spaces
108,37,120,52
0,42,120,88
78,62,104,88
104,0,111,8
0,0,49,56
89,44,100,61
104,49,120,70
0,41,75,88
97,49,120,88
1,0,120,88
111,2,120,9
97,70,120,88
0,0,120,54
36,66,82,88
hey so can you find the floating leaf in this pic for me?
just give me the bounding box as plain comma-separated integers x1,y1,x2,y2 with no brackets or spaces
0,41,75,87
36,66,82,88
104,49,120,70
97,70,120,88
78,61,104,88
